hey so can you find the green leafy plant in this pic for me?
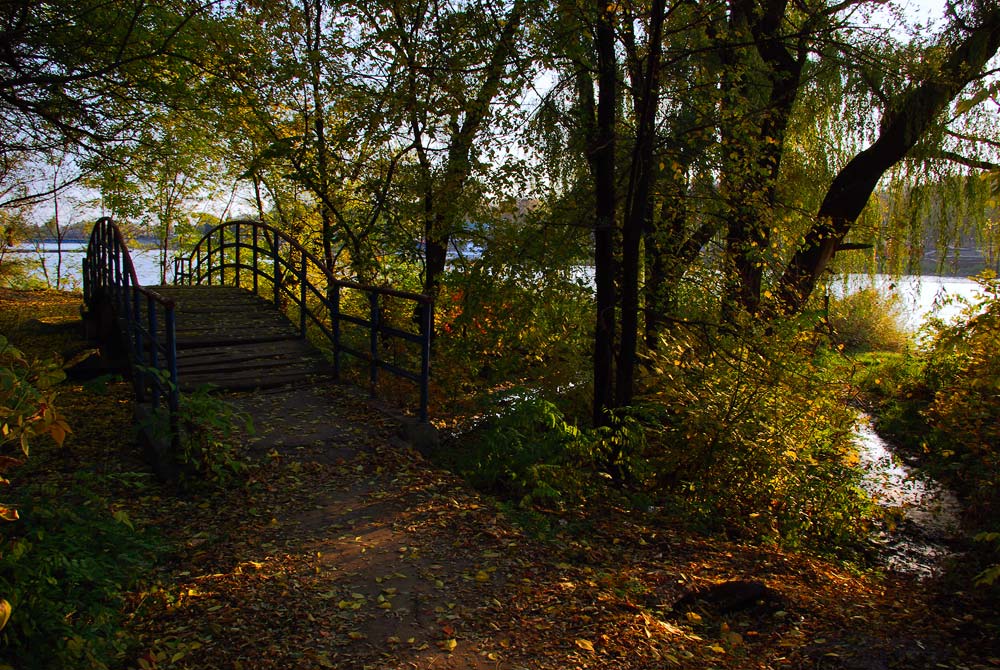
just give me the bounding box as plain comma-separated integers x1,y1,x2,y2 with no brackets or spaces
0,334,70,634
0,481,162,670
826,287,910,353
860,273,1000,584
138,378,252,485
459,395,589,508
444,391,652,511
973,532,1000,586
641,321,877,552
912,273,1000,523
0,334,70,460
174,386,253,484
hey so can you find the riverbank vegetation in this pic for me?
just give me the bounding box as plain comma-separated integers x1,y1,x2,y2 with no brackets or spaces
858,273,1000,585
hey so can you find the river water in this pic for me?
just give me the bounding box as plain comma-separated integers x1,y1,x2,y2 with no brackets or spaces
4,241,163,288
829,273,983,331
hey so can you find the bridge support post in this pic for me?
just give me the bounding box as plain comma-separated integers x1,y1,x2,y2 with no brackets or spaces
368,292,379,397
330,285,341,379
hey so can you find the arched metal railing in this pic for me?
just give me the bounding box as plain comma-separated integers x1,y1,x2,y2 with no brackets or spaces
173,220,433,421
83,217,180,437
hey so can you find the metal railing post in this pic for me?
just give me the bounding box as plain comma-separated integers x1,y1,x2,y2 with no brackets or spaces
331,285,341,380
299,253,307,337
132,289,144,401
219,226,226,285
273,236,281,307
420,301,432,422
252,224,259,295
148,296,160,409
368,291,379,398
235,222,241,289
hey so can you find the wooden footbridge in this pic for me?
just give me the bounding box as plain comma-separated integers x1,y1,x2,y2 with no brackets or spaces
82,218,432,456
150,284,332,392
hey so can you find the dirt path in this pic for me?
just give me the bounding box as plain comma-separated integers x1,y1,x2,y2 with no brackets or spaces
127,380,997,670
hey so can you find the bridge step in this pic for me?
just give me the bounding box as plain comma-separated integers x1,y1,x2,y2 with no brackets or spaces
149,285,331,393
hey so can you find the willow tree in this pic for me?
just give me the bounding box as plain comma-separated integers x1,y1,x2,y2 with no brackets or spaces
531,0,1000,422
776,1,1000,311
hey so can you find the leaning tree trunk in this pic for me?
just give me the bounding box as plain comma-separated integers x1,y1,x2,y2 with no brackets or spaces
776,6,1000,314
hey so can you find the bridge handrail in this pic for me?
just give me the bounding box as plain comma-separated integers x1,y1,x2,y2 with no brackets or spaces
173,220,433,421
83,217,180,434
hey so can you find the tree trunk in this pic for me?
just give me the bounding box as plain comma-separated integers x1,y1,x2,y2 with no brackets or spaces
592,1,617,427
616,0,665,408
720,0,802,316
421,0,525,299
304,0,335,270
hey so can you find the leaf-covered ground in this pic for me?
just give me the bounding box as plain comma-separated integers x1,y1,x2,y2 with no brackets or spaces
2,288,998,670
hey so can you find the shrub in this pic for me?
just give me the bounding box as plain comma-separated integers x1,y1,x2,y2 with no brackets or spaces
919,272,1000,522
827,287,910,353
446,394,646,509
863,273,1000,585
432,251,593,408
640,320,877,551
0,334,70,460
139,384,251,485
0,480,162,670
0,333,71,638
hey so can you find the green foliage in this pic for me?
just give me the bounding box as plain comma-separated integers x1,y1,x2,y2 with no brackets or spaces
141,384,251,485
0,479,162,670
918,273,1000,522
973,532,1000,586
0,334,71,625
0,211,34,289
434,247,593,401
455,395,589,508
826,287,911,353
446,394,646,509
0,335,70,459
174,386,252,485
861,273,1000,584
641,322,877,551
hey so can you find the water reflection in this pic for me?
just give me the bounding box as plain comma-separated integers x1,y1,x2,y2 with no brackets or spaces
854,414,962,578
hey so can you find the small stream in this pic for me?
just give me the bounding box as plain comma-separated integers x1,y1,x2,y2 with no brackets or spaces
854,414,963,578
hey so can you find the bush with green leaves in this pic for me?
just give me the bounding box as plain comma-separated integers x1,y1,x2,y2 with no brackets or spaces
640,320,877,551
433,245,593,401
917,273,1000,522
826,287,910,353
138,380,252,485
173,386,252,484
860,272,1000,584
0,334,70,461
447,394,646,509
0,334,71,637
0,479,162,670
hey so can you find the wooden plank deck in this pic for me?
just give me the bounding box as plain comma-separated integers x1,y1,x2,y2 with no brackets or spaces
150,285,332,392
